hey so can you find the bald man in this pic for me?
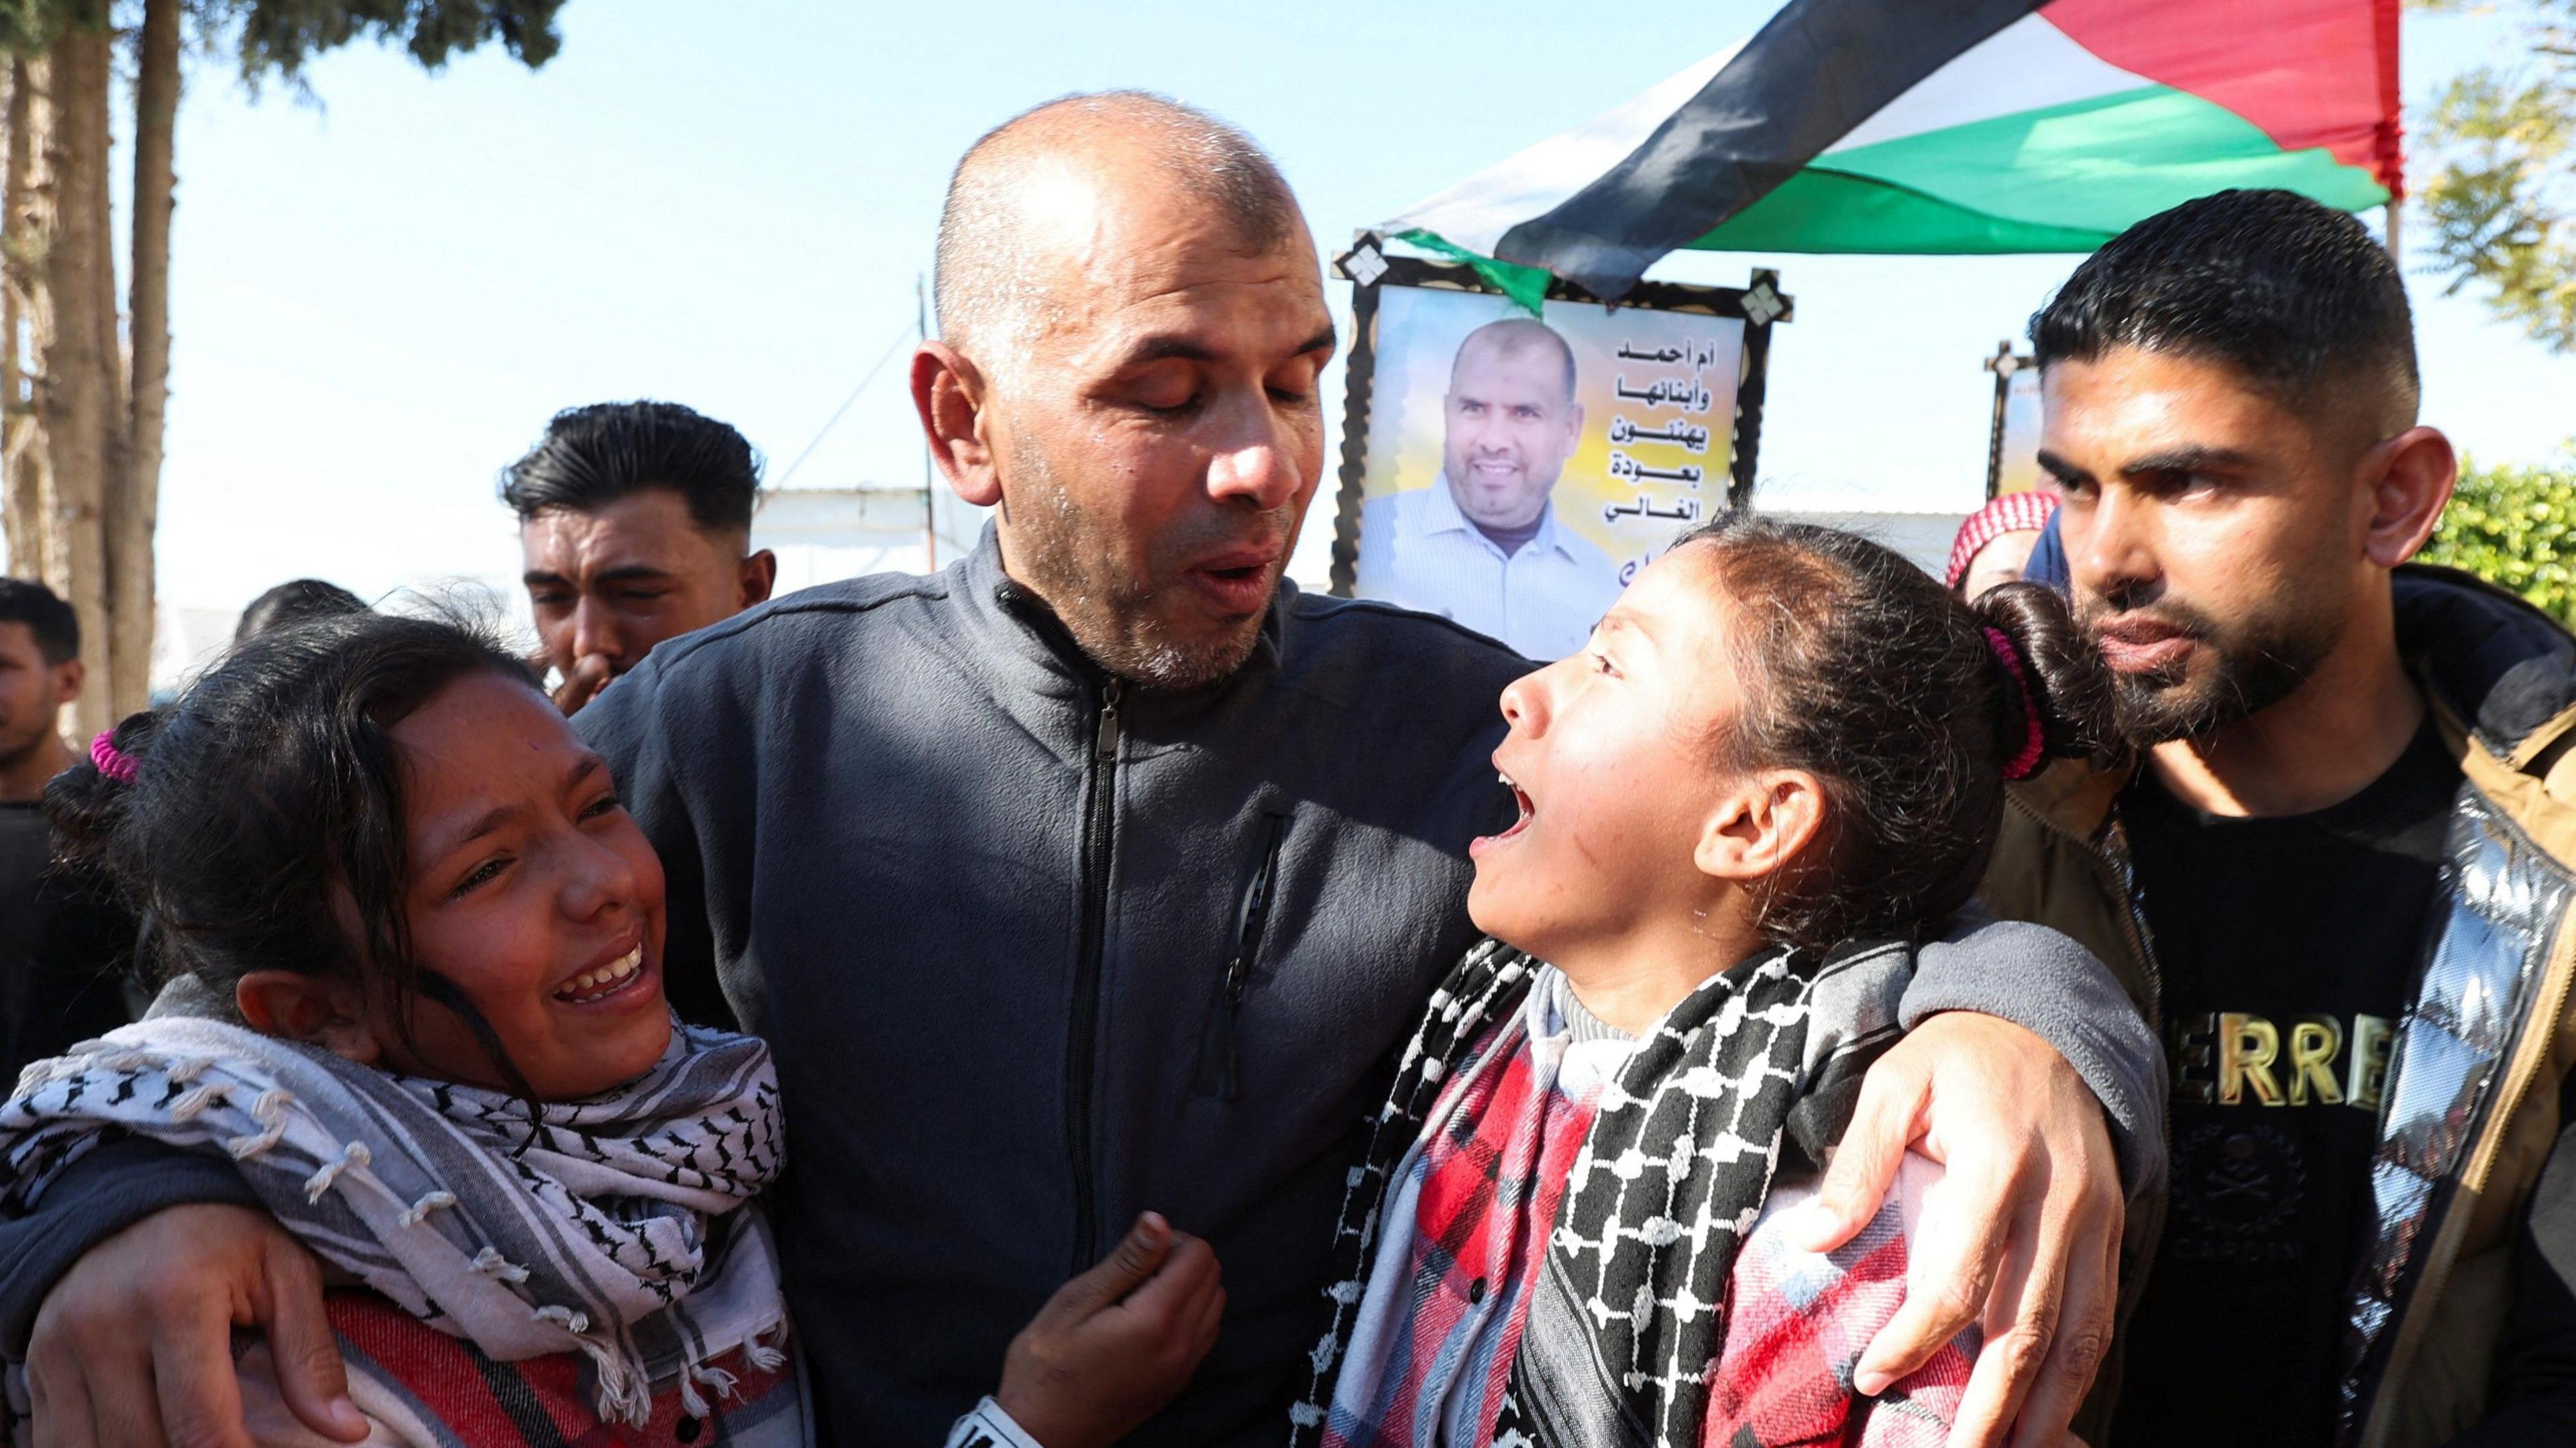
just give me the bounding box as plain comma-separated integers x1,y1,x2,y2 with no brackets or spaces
7,95,2151,1448
1356,318,1620,659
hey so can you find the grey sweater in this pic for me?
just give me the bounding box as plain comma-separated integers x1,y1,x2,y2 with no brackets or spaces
0,535,2163,1446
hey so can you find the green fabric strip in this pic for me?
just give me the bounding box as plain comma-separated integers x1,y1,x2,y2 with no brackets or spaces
1393,228,1554,316
1687,85,2388,256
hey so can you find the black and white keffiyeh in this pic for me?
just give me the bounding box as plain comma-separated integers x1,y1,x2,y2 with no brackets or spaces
1291,936,1819,1448
0,1009,788,1426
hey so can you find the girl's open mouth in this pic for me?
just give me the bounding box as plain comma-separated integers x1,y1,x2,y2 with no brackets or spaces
1470,771,1536,857
553,943,651,1005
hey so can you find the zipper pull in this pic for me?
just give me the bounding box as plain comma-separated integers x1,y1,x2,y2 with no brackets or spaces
1096,678,1124,761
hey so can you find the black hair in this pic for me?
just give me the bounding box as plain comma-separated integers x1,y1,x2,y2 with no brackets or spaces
234,578,369,646
1674,514,2123,950
2031,188,2417,435
46,610,548,1099
498,400,763,535
0,577,78,664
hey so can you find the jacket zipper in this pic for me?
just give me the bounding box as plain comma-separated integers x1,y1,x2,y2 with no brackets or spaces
1066,677,1122,1270
1196,811,1289,1100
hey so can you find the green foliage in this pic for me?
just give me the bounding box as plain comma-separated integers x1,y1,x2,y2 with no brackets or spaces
2420,447,2576,624
2416,0,2576,351
218,0,563,82
0,1,563,78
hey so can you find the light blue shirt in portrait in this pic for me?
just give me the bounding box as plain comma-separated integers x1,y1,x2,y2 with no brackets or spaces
1354,478,1623,662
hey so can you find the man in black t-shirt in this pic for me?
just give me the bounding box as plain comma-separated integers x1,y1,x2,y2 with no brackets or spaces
1982,188,2576,1446
2116,726,2457,1445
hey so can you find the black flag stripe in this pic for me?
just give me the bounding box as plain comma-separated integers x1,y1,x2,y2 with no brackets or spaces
1496,0,2049,298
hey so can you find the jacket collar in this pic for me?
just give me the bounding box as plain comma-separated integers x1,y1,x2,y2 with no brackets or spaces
2393,563,2576,764
954,523,1289,703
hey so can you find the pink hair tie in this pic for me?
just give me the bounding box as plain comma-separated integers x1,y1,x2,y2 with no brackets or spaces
1982,628,2047,781
89,730,139,785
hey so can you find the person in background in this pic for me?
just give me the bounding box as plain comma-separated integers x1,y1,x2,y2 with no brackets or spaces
0,581,77,806
501,401,777,714
1946,490,2060,598
2020,508,2072,594
0,581,122,1082
1984,186,2576,1446
1355,318,1620,660
233,578,368,646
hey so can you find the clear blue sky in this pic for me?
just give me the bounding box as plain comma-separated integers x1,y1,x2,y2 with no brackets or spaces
150,0,2576,619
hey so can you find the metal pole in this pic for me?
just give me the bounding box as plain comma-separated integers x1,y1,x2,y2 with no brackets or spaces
2385,197,2402,262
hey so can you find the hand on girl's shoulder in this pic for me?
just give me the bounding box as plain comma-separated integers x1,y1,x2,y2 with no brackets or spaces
1712,1154,1974,1447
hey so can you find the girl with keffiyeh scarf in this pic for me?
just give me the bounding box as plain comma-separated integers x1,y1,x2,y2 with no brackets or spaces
0,611,1220,1448
1293,516,2136,1448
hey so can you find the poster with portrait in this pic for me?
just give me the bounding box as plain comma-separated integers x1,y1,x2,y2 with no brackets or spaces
1325,243,1788,662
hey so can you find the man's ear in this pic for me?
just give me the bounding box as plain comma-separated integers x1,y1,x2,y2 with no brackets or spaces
1693,769,1827,885
740,548,778,609
2362,425,2457,569
50,657,83,707
235,970,382,1064
911,341,1001,509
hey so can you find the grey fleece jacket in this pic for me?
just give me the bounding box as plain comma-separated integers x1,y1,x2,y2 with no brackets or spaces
0,533,2162,1447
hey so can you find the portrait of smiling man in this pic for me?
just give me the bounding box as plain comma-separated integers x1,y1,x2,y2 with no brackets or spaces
1356,317,1620,661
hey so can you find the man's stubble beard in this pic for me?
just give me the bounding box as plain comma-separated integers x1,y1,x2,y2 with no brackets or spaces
1004,436,1288,691
2081,584,2346,746
0,712,56,774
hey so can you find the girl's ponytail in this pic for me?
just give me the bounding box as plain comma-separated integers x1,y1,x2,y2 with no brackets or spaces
1971,581,2124,777
43,710,162,869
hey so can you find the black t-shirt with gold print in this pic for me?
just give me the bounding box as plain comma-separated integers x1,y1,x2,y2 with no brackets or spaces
2108,723,2457,1448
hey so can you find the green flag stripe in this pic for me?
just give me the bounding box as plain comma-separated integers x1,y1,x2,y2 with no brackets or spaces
1689,84,2387,255
1686,168,2114,254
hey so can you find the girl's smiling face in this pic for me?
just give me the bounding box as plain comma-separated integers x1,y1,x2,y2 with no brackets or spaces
375,671,671,1098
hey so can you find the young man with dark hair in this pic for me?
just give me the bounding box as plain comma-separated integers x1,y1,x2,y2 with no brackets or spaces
500,400,778,713
0,578,124,1082
1986,187,2576,1446
0,579,78,804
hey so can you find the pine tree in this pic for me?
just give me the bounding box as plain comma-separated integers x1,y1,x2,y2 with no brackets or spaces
0,0,566,735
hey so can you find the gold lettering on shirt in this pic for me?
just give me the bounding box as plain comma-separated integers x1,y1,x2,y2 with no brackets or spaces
2171,1013,2217,1105
2169,1010,2400,1111
2286,1015,2345,1107
2346,1013,2394,1115
2217,1013,2284,1105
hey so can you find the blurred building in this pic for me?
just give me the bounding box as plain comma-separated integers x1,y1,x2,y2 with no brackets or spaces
753,483,987,596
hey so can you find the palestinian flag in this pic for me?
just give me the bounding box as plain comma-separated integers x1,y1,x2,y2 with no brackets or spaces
1388,0,2402,298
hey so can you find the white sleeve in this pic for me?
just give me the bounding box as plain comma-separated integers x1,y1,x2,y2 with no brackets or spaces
945,1396,1051,1448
